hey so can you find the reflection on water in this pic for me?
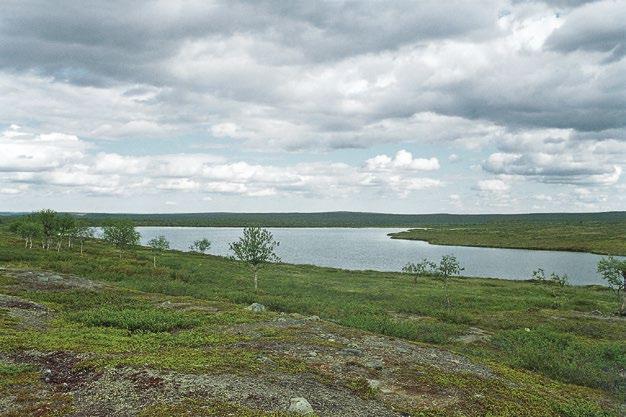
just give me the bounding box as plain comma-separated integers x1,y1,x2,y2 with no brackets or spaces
135,227,611,285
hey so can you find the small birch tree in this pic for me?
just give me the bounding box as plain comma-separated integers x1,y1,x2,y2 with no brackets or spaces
229,227,280,292
438,254,464,307
402,258,437,284
189,238,211,254
102,220,141,258
148,235,170,268
597,255,626,315
74,223,94,256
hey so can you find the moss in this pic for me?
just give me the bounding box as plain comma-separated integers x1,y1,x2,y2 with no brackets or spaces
138,398,297,417
406,363,617,417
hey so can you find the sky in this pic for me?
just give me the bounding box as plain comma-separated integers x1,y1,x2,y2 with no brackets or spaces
1,0,625,214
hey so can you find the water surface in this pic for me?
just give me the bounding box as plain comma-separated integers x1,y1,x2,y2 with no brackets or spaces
136,227,611,285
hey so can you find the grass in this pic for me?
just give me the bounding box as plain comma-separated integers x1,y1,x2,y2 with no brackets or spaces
389,220,626,255
0,229,624,414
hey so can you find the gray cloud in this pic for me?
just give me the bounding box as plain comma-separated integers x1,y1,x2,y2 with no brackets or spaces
545,0,626,62
1,0,626,213
0,0,500,85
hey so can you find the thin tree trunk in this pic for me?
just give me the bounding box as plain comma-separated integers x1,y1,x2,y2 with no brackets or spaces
57,241,61,252
621,272,626,315
153,255,156,268
24,239,28,248
80,242,84,256
253,267,258,292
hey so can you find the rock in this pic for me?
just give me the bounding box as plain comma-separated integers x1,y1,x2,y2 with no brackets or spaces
364,358,384,370
288,397,314,415
246,303,266,313
367,379,381,390
307,351,318,357
42,368,53,383
305,315,320,321
339,347,363,357
256,355,275,366
591,310,602,316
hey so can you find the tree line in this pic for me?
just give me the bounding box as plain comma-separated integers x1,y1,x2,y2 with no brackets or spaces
9,209,94,254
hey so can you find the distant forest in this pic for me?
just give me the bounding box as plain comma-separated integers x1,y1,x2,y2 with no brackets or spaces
3,211,626,227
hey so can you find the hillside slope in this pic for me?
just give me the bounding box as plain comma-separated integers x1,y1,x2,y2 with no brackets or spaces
0,268,619,416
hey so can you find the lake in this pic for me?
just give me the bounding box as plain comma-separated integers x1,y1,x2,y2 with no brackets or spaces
136,227,611,285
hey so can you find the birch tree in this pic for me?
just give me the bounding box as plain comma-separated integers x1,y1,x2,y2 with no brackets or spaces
229,227,280,292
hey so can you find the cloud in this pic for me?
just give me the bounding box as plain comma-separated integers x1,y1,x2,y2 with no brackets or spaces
545,0,626,62
475,179,510,192
0,126,441,199
1,0,624,152
482,130,624,185
0,126,87,172
365,150,440,172
1,1,625,213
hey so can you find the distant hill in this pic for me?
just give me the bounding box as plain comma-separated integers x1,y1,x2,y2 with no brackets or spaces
3,210,624,227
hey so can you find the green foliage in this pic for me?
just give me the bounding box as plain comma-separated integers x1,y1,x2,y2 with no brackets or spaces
56,214,76,239
101,220,141,256
597,256,626,314
36,209,57,249
8,219,41,248
230,227,280,291
549,272,570,287
230,227,280,267
29,210,626,229
532,268,546,281
402,258,437,283
391,219,626,256
189,238,211,253
148,235,170,252
148,235,170,267
492,327,625,393
69,307,200,333
0,360,35,375
438,254,463,278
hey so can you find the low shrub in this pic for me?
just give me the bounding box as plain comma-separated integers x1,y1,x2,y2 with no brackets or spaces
68,308,200,333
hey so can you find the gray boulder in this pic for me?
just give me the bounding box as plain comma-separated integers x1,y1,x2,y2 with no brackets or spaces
246,303,266,313
288,397,315,415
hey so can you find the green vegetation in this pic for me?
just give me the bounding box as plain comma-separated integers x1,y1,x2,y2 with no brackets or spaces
0,219,624,415
597,256,626,314
102,219,141,257
189,237,211,253
3,210,626,228
69,307,199,333
147,235,170,268
230,226,281,292
390,219,626,255
403,255,464,306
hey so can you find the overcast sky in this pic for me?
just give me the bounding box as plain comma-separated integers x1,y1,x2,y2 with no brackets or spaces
1,0,625,213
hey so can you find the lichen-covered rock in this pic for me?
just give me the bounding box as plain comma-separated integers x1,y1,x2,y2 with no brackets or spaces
246,303,266,312
288,397,314,415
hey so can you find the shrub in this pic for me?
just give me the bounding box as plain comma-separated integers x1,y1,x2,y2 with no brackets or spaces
69,308,200,333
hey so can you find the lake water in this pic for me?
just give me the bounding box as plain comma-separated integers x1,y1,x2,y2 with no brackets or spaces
136,227,612,285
